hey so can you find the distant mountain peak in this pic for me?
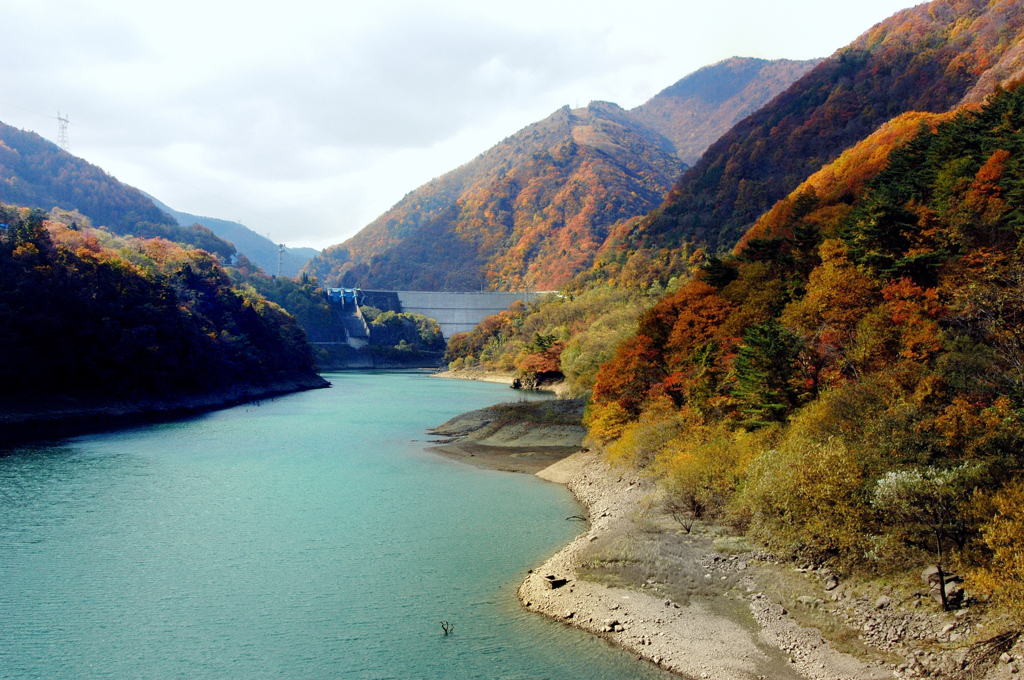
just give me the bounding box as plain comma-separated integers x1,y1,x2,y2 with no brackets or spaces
144,193,319,277
303,57,819,291
632,0,1024,254
631,56,822,165
654,57,778,104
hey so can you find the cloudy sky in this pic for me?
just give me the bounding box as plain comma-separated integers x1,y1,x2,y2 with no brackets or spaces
1,0,921,250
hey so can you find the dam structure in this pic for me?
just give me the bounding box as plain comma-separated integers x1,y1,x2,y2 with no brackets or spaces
326,289,544,340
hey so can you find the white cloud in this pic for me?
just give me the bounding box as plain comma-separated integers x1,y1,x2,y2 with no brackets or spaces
0,0,923,249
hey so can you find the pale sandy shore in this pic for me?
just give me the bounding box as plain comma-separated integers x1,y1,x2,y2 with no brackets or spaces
431,369,517,385
522,451,895,680
431,368,573,397
423,391,888,678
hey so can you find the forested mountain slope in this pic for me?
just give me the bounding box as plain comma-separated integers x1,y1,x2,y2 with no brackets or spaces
631,57,821,165
0,122,235,259
331,102,684,291
438,81,1024,673
431,0,1024,637
304,58,815,290
313,103,604,276
583,82,1024,614
627,0,1024,253
146,193,319,276
0,205,324,411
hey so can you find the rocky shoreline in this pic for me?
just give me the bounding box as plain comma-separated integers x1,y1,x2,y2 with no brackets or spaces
517,451,1023,680
431,368,518,385
432,367,574,397
426,399,586,474
421,372,1024,679
0,375,330,449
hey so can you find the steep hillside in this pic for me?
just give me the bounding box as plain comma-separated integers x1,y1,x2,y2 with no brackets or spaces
0,121,236,258
582,81,1024,628
315,104,602,274
305,57,815,290
146,194,319,276
311,102,684,291
631,57,821,165
630,0,1024,253
1,122,171,234
436,79,1024,675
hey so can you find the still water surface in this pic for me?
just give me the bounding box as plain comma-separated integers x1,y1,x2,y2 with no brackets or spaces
1,372,673,679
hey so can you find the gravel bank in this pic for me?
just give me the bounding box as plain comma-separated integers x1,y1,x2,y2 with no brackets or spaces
520,451,896,680
431,368,573,396
431,369,517,385
426,399,585,473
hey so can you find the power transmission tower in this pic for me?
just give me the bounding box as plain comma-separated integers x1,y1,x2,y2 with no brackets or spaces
278,244,285,277
57,112,71,152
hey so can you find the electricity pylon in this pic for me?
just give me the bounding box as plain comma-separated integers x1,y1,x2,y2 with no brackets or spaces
57,112,71,152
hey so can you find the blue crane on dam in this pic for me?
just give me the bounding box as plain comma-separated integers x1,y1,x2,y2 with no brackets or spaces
324,288,371,348
325,287,362,309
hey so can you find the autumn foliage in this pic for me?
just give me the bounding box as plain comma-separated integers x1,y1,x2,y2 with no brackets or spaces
445,287,658,393
585,83,1024,611
629,0,1024,253
305,103,685,291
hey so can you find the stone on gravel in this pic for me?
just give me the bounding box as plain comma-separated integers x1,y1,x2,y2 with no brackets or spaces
543,575,568,589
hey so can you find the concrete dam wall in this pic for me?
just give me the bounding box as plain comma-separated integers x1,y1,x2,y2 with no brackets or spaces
327,289,544,339
394,291,542,338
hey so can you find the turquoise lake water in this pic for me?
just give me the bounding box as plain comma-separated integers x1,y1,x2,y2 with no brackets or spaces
0,372,674,679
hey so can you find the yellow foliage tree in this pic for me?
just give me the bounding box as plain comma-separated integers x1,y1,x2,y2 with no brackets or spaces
584,400,632,446
656,424,767,527
740,437,870,562
970,478,1024,623
603,399,681,468
781,239,877,339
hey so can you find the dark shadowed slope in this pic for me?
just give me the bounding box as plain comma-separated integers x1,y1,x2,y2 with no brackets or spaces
0,122,176,234
0,122,235,258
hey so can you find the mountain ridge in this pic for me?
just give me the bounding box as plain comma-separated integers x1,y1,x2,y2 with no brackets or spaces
306,101,686,290
144,193,319,277
0,121,236,259
0,122,174,233
628,0,1024,254
304,56,819,290
631,57,822,165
